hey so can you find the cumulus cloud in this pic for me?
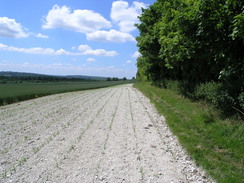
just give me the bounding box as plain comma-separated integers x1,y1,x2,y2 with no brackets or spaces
132,50,141,58
42,5,111,33
0,17,28,38
52,63,63,66
0,43,117,57
87,58,96,62
77,44,118,56
111,1,147,32
0,43,71,55
86,29,135,43
0,17,49,39
126,60,132,63
35,33,49,39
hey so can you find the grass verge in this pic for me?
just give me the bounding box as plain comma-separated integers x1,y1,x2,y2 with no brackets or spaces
134,82,243,183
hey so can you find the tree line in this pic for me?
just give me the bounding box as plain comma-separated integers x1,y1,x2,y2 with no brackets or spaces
0,76,96,83
136,0,243,115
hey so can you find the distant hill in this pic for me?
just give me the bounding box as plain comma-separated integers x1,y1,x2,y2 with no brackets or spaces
0,71,45,77
0,71,107,81
64,75,107,81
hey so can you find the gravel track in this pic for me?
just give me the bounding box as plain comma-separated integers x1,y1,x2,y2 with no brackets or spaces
0,84,214,183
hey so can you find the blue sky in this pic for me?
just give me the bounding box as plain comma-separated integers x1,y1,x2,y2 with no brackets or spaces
0,0,155,78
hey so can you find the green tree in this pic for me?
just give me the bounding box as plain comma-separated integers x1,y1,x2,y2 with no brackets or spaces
136,0,244,114
136,1,164,85
112,77,119,81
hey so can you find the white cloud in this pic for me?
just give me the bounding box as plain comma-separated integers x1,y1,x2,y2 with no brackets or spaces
78,45,90,51
126,60,132,63
0,17,49,39
87,58,96,62
0,43,118,57
111,1,147,32
42,5,111,33
86,29,135,43
52,63,63,66
35,33,49,39
0,43,72,55
0,43,49,55
132,50,141,58
0,17,28,38
77,44,118,56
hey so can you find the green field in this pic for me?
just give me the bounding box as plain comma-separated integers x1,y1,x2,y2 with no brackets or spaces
0,81,133,105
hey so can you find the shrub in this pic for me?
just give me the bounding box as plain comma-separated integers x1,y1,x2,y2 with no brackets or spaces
194,82,243,117
165,80,180,93
178,80,197,99
194,82,221,106
238,92,244,109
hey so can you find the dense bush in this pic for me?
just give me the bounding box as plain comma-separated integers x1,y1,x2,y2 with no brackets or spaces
194,82,221,105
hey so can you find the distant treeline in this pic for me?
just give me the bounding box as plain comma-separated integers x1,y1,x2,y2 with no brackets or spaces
0,75,97,83
106,77,133,81
136,0,243,116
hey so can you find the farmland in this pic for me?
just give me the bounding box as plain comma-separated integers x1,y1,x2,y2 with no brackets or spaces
0,80,133,105
0,84,213,182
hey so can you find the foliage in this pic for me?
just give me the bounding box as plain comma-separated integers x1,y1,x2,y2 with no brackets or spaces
106,77,121,81
136,0,244,115
194,82,221,105
112,77,119,81
134,82,244,183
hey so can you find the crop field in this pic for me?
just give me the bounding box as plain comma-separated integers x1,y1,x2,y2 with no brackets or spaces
0,81,132,105
0,84,213,182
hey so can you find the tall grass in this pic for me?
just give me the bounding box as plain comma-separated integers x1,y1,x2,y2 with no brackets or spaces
134,82,244,183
